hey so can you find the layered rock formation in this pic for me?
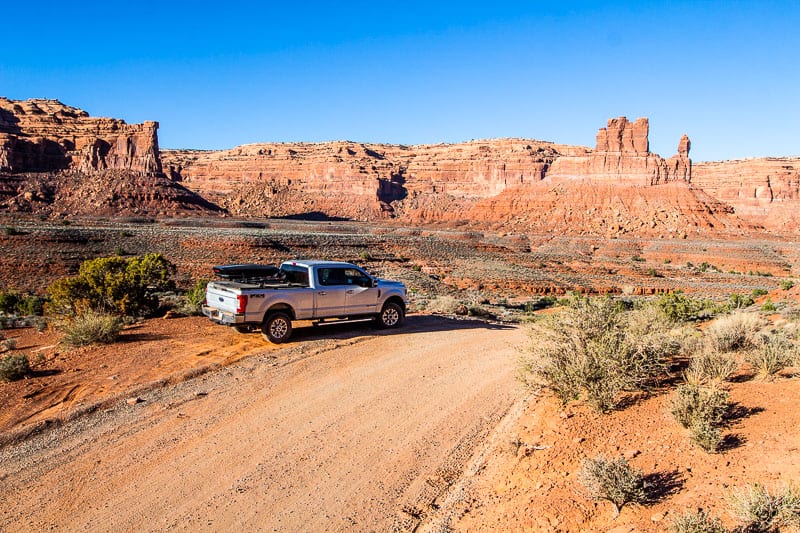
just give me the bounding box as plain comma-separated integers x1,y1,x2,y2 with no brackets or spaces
0,98,161,175
162,139,577,220
0,98,219,217
2,96,797,236
693,157,800,230
544,117,692,185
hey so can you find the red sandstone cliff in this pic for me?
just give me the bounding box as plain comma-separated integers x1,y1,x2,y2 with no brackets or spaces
693,157,800,231
0,98,161,175
1,98,796,236
0,98,219,217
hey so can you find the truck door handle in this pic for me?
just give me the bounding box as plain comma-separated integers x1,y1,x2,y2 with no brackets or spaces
317,291,327,296
346,290,354,294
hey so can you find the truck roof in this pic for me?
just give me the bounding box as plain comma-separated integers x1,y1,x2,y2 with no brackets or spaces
280,260,360,269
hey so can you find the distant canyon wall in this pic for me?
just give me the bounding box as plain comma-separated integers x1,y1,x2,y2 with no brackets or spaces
1,97,798,235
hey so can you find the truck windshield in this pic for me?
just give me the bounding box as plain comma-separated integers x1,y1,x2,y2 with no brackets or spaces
279,264,310,286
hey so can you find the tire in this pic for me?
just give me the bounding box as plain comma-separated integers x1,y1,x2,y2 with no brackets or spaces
377,302,404,329
262,312,293,343
233,325,252,334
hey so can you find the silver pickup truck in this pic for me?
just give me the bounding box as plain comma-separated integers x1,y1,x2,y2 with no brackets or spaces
202,260,408,343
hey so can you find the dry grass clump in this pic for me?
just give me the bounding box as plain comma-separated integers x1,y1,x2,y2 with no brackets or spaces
521,298,680,412
684,348,739,385
668,509,726,533
705,312,765,353
727,482,800,532
579,455,647,518
745,331,797,380
59,310,123,348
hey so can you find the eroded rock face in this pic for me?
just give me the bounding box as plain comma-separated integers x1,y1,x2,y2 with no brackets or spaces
693,157,800,230
0,97,161,175
546,117,691,185
161,139,567,219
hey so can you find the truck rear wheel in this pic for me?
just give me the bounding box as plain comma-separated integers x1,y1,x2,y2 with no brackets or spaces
262,312,292,343
377,302,404,329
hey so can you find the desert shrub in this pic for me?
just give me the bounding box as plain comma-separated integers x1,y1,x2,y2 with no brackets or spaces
780,280,795,291
671,383,729,452
0,352,30,381
579,455,647,518
47,253,176,317
1,337,18,351
751,288,769,298
426,295,466,315
685,349,739,384
0,290,44,318
727,482,800,532
745,333,796,379
705,312,765,353
728,293,755,310
59,310,123,347
174,279,208,316
669,509,726,533
656,292,719,323
520,298,676,412
761,299,777,313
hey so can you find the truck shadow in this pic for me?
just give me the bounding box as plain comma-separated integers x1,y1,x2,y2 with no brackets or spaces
285,313,516,343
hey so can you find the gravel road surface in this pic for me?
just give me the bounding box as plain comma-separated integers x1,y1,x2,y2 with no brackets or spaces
0,317,526,531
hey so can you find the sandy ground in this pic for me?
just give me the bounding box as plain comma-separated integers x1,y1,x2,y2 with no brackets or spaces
0,316,527,531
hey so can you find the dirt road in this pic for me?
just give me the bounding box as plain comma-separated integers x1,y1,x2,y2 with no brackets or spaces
0,317,526,531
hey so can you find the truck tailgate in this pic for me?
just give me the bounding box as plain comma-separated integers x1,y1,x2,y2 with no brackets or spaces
205,282,243,314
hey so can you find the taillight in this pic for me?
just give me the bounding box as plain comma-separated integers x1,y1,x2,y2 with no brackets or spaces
236,294,248,314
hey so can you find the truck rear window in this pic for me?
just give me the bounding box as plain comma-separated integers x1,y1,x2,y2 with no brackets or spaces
280,264,310,286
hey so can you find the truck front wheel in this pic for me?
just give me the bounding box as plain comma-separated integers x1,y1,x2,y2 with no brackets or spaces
262,312,293,343
377,302,404,329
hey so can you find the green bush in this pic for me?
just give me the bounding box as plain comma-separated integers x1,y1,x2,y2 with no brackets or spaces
520,298,676,412
751,288,769,298
0,352,30,381
780,280,795,291
656,292,719,323
47,253,176,317
0,290,44,317
729,293,755,309
668,509,726,533
59,310,123,347
579,455,647,518
727,482,800,532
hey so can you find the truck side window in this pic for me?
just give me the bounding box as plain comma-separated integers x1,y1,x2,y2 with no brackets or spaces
344,268,372,287
318,268,348,286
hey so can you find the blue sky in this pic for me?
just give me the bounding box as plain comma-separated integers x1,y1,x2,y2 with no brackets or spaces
2,1,797,161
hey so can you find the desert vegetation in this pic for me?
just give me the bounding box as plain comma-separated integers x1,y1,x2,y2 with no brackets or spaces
519,292,800,526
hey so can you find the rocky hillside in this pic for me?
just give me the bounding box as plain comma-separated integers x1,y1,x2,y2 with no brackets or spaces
1,97,798,235
0,98,219,217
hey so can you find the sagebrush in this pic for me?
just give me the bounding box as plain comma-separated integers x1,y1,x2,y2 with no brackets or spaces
520,298,678,412
671,383,729,452
579,455,647,518
0,352,30,381
705,312,765,353
727,482,800,531
668,509,726,533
